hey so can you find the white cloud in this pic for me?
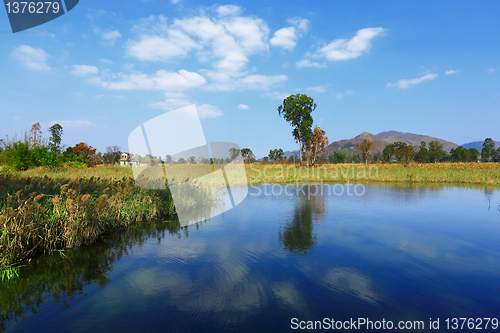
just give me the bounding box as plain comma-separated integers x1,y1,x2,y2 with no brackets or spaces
11,45,50,72
296,59,325,68
486,68,498,73
71,65,99,76
238,104,249,109
334,90,354,99
126,14,273,90
270,17,309,50
206,74,287,91
445,69,460,75
387,74,438,89
171,0,180,4
49,120,95,128
216,5,242,16
270,27,297,49
88,69,206,91
287,17,309,31
319,27,385,61
307,85,327,93
149,93,223,118
126,33,200,62
102,30,122,45
197,104,223,118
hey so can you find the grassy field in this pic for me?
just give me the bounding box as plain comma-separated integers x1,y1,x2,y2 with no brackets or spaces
5,162,500,186
245,162,500,186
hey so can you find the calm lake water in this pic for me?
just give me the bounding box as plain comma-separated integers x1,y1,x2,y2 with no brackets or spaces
2,184,500,332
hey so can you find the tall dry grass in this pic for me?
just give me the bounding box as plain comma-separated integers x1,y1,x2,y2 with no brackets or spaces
0,173,175,278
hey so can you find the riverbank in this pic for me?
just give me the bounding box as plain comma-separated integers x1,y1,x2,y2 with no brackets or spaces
0,173,176,279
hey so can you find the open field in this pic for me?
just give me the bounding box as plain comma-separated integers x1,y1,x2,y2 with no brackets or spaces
245,162,500,186
4,162,500,186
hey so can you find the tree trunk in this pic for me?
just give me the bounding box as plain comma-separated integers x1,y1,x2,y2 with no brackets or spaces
298,127,302,166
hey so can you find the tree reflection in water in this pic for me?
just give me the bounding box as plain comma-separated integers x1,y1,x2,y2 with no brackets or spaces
279,184,327,255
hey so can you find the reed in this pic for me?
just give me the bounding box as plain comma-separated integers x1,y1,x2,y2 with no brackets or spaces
0,173,175,278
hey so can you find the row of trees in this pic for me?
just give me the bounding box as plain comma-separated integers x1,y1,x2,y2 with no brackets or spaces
0,123,124,171
354,138,499,164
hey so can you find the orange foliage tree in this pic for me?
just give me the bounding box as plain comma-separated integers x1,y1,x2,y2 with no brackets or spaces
305,125,329,166
355,139,376,164
71,142,100,166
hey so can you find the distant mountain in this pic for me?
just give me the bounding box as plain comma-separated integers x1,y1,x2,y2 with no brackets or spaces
323,130,459,156
283,150,299,159
461,140,500,151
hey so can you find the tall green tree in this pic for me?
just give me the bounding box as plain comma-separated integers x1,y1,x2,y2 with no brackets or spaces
481,138,497,162
392,142,415,164
278,94,316,165
269,148,284,163
467,148,480,162
328,151,347,164
428,140,446,163
415,141,429,163
241,148,255,163
48,124,63,153
451,146,468,162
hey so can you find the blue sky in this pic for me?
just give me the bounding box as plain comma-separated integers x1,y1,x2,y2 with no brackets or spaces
1,0,499,158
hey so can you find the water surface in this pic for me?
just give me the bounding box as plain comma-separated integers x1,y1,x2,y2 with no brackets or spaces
2,184,500,332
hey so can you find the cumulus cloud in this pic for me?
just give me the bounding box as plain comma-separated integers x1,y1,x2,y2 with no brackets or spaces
216,5,242,16
238,104,249,109
297,27,385,66
11,45,50,72
445,69,460,75
307,85,327,93
126,32,200,62
387,74,438,89
71,65,99,76
296,59,325,68
319,27,385,61
88,69,206,91
125,13,277,91
270,17,309,50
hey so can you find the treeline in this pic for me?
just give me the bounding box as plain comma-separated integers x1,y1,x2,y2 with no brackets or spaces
0,123,123,171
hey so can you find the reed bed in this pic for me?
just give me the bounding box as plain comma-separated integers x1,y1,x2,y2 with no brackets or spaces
0,173,176,278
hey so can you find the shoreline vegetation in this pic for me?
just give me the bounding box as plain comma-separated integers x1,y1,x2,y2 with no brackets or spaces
1,162,499,279
0,172,175,280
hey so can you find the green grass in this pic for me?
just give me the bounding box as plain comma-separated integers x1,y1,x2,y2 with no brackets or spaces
244,162,500,186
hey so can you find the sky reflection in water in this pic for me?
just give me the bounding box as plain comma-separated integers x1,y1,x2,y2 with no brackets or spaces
2,184,500,332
